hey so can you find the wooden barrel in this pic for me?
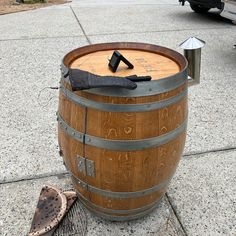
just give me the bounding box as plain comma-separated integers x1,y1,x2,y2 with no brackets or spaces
58,42,188,221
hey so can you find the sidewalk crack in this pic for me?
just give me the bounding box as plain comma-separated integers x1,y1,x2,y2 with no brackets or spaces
166,193,188,236
70,6,91,45
0,171,69,185
183,146,236,158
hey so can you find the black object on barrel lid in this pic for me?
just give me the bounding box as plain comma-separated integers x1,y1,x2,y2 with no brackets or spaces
126,75,152,82
66,68,152,91
68,68,137,91
108,50,134,72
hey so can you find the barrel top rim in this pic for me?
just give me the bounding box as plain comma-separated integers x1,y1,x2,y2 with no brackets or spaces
61,42,188,97
62,42,188,79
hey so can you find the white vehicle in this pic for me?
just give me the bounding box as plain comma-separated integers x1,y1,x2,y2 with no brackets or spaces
221,0,236,23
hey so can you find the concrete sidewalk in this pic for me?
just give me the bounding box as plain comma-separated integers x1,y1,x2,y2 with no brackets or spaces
0,0,235,235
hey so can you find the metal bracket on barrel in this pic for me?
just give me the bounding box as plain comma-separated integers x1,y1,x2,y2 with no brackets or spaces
77,155,95,177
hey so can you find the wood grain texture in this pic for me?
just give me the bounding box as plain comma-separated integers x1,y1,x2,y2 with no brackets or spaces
70,49,180,80
59,83,187,140
58,42,188,219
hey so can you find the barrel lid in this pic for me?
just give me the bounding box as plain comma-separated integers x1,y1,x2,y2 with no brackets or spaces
179,37,205,50
66,43,187,81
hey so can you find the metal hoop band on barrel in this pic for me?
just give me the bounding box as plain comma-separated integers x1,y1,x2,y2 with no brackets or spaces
70,174,170,199
79,196,163,221
60,70,188,97
60,83,187,112
70,171,165,220
75,189,163,215
57,112,187,151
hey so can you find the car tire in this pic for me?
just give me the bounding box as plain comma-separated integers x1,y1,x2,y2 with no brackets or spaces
190,4,211,13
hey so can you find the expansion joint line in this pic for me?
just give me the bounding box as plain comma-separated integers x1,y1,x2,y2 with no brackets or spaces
183,146,236,158
165,193,188,236
0,172,69,185
70,6,91,45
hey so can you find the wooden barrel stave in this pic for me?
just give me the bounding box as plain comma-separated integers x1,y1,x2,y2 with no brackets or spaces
59,130,186,191
58,125,186,218
72,176,167,210
58,85,188,140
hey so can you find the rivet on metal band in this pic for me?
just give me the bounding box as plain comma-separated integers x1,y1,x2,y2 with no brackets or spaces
71,174,170,199
57,112,187,151
60,83,187,112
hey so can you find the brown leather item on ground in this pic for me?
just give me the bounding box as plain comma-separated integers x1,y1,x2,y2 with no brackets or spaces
29,186,77,236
